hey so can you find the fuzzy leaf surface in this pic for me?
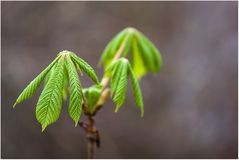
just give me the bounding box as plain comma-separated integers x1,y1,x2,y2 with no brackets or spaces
36,58,65,131
65,55,83,126
108,58,144,116
110,58,128,112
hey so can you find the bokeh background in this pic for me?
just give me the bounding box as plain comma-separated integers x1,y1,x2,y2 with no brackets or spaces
1,1,238,159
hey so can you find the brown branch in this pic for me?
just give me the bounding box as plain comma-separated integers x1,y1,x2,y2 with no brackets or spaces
87,116,95,159
79,116,99,159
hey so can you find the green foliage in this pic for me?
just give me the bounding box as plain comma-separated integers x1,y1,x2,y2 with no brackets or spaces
106,58,144,116
100,27,163,79
14,50,100,131
14,27,163,131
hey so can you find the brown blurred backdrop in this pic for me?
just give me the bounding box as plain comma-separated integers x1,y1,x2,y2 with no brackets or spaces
1,1,238,159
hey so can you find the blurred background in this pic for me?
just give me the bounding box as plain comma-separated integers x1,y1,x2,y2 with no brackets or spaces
1,1,238,159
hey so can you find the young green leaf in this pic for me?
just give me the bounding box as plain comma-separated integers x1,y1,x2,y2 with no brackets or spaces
83,85,102,113
100,27,163,79
14,56,60,108
121,31,133,57
109,58,128,112
36,57,65,131
70,52,99,84
108,61,122,95
128,64,144,117
44,64,68,101
14,50,102,131
62,68,68,101
136,35,155,72
100,29,128,67
107,58,144,116
109,30,128,58
103,59,121,78
135,31,162,73
65,55,83,126
131,37,147,79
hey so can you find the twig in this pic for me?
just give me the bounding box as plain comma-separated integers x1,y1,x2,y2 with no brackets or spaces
81,38,126,159
87,116,95,159
79,116,99,159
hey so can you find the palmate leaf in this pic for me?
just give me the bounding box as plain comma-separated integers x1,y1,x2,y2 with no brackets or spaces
65,55,82,126
112,59,128,112
14,56,60,108
106,58,144,116
100,27,163,79
70,53,99,84
15,50,100,131
36,57,65,131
